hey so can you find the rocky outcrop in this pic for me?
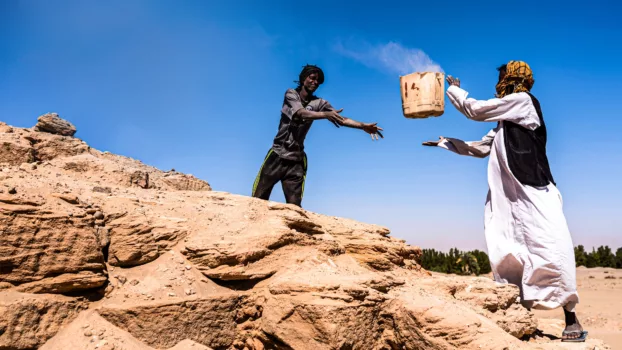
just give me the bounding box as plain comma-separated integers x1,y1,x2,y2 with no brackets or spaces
418,275,538,338
13,272,108,294
0,291,88,349
159,172,212,191
0,117,610,350
0,129,35,165
98,295,243,349
39,310,215,350
107,214,188,267
0,194,107,290
29,132,90,161
34,113,77,136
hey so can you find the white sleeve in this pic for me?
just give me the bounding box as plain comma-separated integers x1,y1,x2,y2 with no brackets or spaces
437,127,498,158
446,85,540,130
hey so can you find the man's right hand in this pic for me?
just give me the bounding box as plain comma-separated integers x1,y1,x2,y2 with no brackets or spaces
446,75,460,87
323,109,345,128
422,136,446,147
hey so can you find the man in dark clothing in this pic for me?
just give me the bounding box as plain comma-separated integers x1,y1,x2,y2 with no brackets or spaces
252,65,383,207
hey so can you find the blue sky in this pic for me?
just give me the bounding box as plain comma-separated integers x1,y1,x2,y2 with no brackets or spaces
2,0,621,251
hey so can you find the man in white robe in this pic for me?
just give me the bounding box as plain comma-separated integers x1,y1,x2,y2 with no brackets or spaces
423,61,586,342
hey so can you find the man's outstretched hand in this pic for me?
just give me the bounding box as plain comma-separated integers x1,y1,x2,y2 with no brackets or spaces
324,108,383,140
324,108,345,128
422,136,446,147
446,75,460,87
363,123,384,140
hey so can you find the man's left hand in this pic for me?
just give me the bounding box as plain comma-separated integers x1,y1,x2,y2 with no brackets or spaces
422,136,446,146
363,123,384,140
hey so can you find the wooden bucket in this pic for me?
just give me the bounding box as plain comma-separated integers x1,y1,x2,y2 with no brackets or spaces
400,72,445,119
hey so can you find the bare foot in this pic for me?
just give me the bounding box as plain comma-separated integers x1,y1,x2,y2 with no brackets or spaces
562,309,586,341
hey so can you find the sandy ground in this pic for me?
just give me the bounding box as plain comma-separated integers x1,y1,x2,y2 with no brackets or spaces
533,267,622,349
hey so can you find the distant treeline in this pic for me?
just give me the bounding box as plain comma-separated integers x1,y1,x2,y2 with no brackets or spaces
574,245,622,268
420,248,492,276
421,245,622,276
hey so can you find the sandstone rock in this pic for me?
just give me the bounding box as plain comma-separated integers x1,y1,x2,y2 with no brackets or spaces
93,186,112,194
259,287,514,350
419,275,537,338
383,290,523,350
19,162,37,171
130,171,150,189
0,119,608,350
0,132,35,165
167,339,213,350
13,271,107,294
202,265,277,281
0,122,13,133
181,200,332,280
28,131,89,161
52,192,80,204
159,173,211,191
34,113,77,136
40,310,154,350
63,160,94,172
0,201,105,288
107,213,188,267
0,194,44,206
0,291,87,349
343,239,421,271
182,199,421,286
98,295,242,349
96,250,228,305
114,275,127,285
96,226,111,248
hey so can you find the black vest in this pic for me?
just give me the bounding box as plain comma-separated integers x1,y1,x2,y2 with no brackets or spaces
503,93,556,187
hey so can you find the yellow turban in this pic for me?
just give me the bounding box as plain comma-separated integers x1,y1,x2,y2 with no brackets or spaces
495,61,535,98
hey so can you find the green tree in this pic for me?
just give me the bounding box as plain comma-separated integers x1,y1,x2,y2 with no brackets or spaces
423,246,622,274
586,248,600,268
457,252,480,276
449,248,465,275
421,249,450,273
597,246,616,268
574,245,588,267
421,248,495,276
472,250,492,275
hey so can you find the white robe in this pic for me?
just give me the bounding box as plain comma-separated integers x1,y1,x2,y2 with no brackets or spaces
439,85,579,311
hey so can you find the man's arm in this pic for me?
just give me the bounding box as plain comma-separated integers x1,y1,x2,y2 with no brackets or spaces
445,77,540,130
319,101,384,140
295,108,344,126
422,126,498,158
281,90,345,126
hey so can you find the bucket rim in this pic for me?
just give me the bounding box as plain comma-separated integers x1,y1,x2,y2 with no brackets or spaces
399,71,445,78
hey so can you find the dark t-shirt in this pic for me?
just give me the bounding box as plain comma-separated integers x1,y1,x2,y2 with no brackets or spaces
271,88,334,161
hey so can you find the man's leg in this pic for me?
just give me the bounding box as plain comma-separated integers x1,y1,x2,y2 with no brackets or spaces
252,150,282,201
562,302,587,342
281,156,307,207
